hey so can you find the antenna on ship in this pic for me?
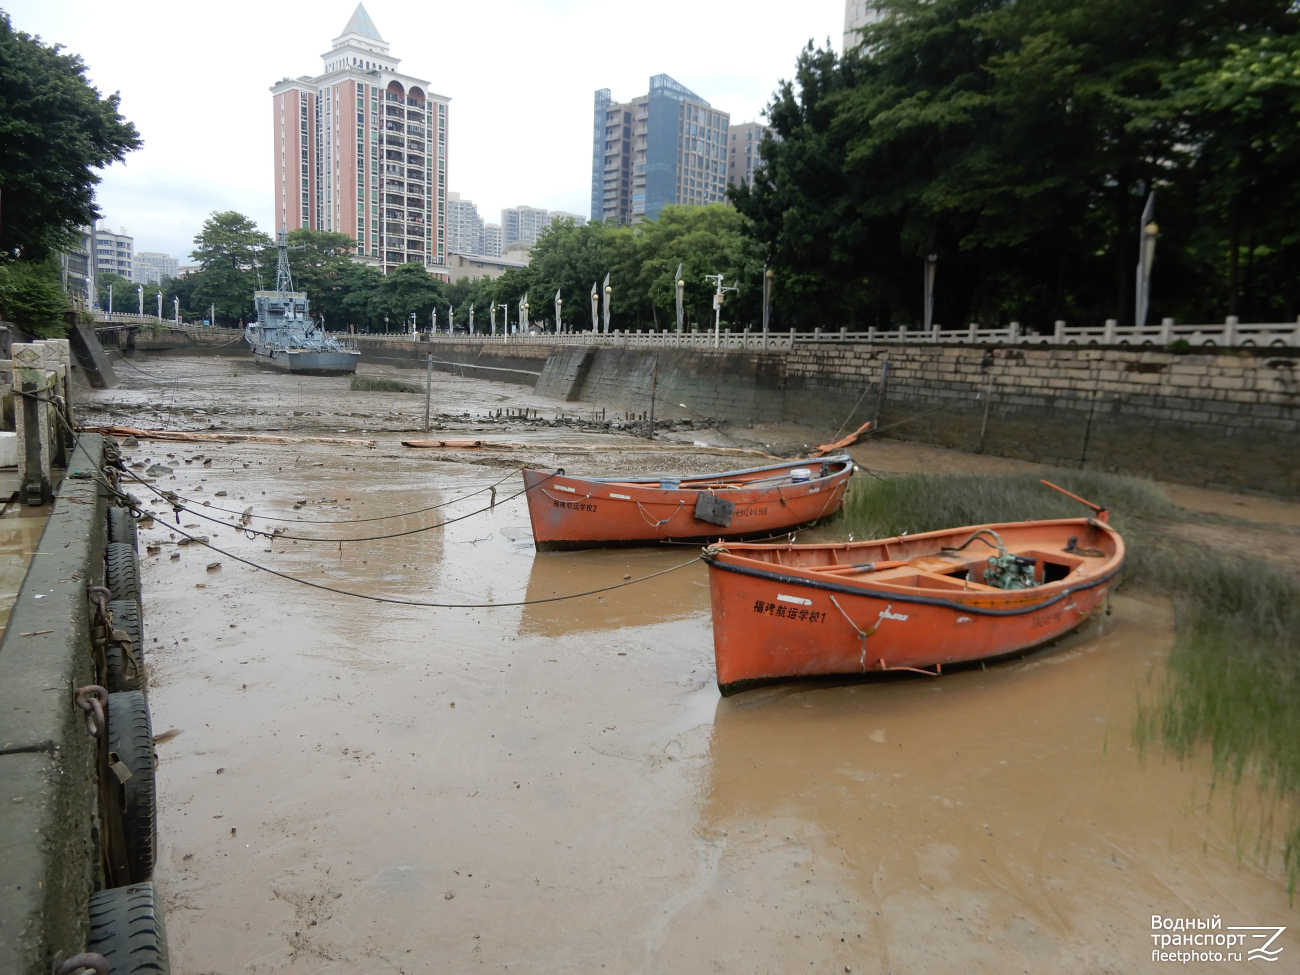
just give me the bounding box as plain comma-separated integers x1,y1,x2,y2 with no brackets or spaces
276,228,294,292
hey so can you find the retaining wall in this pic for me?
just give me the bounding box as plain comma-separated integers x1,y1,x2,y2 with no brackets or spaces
527,343,1299,497
356,338,548,386
0,436,108,974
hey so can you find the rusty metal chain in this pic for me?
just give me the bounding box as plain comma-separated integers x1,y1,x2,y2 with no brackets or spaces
73,685,107,738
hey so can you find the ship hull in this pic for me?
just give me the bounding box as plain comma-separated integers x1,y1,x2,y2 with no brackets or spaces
252,347,360,375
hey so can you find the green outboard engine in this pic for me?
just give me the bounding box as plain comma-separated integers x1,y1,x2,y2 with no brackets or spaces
984,553,1039,590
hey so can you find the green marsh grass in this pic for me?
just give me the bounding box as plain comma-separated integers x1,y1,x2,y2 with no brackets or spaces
350,375,425,394
838,468,1300,896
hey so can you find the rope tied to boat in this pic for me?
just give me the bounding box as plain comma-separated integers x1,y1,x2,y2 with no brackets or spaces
829,595,879,672
538,486,592,505
635,498,684,527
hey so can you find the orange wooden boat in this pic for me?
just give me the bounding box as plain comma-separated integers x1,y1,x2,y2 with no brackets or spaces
704,510,1124,695
522,455,854,549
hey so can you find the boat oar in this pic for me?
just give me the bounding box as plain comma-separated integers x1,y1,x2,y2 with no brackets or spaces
813,559,911,576
1040,479,1108,521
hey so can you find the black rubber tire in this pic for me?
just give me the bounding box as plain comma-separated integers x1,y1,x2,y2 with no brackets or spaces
106,542,141,614
106,599,144,693
108,506,139,547
108,691,156,882
87,882,170,974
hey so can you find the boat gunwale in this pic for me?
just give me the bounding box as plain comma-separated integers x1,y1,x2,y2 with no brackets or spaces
704,517,1124,617
522,454,853,489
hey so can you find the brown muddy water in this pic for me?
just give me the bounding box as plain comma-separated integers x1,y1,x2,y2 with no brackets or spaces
84,356,1296,973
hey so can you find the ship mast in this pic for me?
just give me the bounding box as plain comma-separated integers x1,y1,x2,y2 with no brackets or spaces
275,229,294,293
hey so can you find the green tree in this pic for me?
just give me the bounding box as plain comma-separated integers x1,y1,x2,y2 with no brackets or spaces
733,0,1300,329
0,258,68,336
0,14,140,262
189,211,273,325
284,229,359,324
95,271,136,314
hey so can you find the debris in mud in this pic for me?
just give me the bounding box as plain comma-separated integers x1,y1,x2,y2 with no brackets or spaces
145,464,173,476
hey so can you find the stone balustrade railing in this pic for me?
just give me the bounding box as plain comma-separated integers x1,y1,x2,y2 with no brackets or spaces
355,315,1300,350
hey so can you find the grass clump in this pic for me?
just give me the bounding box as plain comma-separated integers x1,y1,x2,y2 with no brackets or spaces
839,468,1174,540
840,467,1300,896
350,374,425,394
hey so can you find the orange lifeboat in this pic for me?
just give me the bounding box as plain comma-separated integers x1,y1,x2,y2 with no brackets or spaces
522,456,854,549
704,512,1124,695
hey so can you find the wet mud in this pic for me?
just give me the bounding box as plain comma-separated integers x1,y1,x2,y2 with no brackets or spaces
83,356,1296,973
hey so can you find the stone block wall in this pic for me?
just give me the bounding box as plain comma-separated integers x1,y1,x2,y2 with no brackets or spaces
784,344,1300,496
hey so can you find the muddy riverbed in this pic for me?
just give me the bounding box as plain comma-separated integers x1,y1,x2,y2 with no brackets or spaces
84,355,1297,973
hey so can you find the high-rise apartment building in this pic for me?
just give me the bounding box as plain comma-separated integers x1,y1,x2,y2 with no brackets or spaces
500,206,586,248
447,192,485,255
95,227,133,279
591,75,729,225
270,4,450,275
481,223,502,258
726,122,768,193
134,252,178,285
843,0,885,50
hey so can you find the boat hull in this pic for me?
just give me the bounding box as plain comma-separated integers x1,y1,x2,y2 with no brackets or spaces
522,458,853,549
705,518,1123,695
252,347,360,375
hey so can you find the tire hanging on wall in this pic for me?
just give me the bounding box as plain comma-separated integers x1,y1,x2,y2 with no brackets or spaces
108,505,139,547
87,882,170,974
105,599,144,693
106,542,142,619
107,690,157,882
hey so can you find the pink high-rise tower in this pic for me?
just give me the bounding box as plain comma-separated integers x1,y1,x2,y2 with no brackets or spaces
271,4,449,277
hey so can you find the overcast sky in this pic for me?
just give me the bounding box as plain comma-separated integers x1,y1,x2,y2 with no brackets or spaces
8,0,847,261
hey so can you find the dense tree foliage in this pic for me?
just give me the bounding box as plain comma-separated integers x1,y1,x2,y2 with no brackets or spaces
176,207,760,333
0,258,69,336
494,206,763,331
0,14,140,264
734,0,1300,330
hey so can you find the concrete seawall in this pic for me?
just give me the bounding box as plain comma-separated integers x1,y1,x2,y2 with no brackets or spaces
0,436,108,974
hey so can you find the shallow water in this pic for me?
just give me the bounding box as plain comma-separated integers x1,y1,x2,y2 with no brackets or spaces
88,358,1296,973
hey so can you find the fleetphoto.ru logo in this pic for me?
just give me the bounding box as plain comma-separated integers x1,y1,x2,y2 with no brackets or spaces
1151,915,1286,963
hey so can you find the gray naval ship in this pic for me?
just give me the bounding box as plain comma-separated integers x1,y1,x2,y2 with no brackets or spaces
245,232,360,375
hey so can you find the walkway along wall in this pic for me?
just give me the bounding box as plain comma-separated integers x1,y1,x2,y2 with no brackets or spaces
0,436,108,973
534,343,1300,498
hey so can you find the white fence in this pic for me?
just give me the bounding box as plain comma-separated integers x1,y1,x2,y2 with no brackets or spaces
358,315,1300,350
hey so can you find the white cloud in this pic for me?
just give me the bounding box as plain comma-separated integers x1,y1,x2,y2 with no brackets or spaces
7,0,845,260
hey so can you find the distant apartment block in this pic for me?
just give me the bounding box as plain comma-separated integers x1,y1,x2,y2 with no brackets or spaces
447,191,485,255
134,252,179,285
95,227,133,280
270,3,450,276
726,121,767,193
844,0,884,50
500,206,587,248
591,75,729,225
481,223,502,258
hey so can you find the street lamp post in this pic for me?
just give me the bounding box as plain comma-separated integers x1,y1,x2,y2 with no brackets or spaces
1135,191,1157,328
674,263,684,333
602,275,611,334
704,273,738,348
209,303,215,327
490,300,497,336
107,285,113,321
137,285,143,317
762,266,774,339
554,290,562,333
469,303,475,334
924,254,938,333
590,282,599,333
156,292,162,321
173,296,179,325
